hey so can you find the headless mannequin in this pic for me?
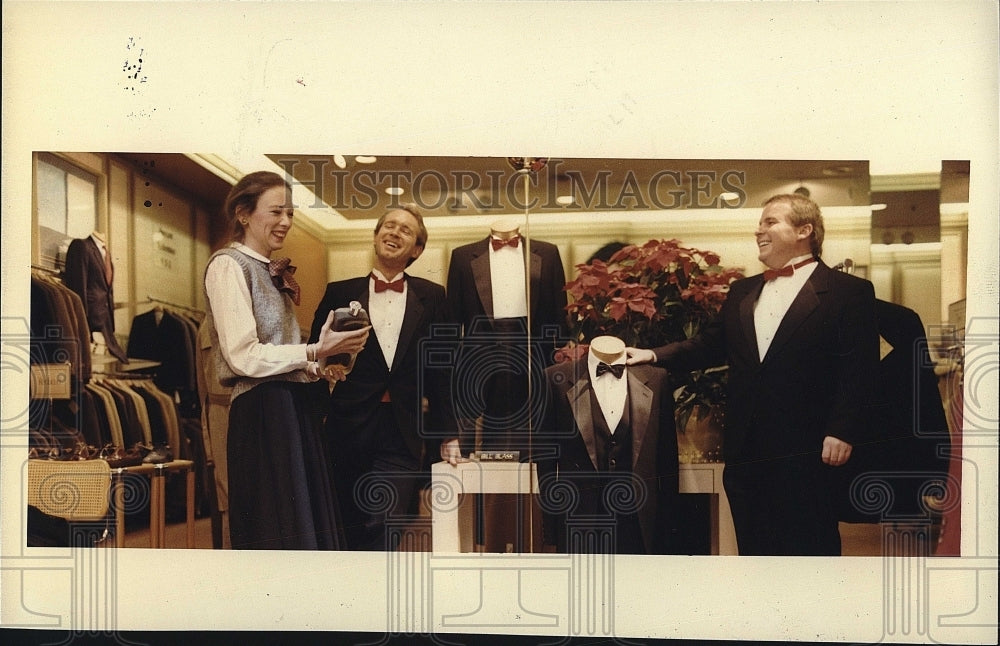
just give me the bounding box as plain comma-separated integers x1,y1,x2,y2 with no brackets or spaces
490,219,520,242
589,335,626,365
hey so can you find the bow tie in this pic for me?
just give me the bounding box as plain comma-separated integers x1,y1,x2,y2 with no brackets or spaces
596,362,625,379
371,272,405,293
763,257,816,282
491,236,520,251
268,257,301,305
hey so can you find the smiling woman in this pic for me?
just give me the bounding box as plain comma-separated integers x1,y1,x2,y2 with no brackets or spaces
202,170,370,550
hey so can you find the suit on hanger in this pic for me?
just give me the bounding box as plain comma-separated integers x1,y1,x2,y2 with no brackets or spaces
837,299,950,521
128,309,198,413
538,359,679,554
309,273,456,550
651,260,879,555
64,236,127,361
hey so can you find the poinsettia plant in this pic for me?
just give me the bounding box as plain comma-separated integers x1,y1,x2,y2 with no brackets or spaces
563,239,745,443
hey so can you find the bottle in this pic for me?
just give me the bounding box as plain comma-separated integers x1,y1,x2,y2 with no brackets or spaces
326,300,369,374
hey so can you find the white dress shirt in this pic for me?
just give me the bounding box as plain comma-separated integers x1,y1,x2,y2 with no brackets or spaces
588,350,628,433
204,243,309,378
754,253,818,360
368,269,407,370
489,238,528,319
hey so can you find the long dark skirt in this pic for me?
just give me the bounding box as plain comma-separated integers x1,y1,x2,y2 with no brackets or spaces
227,380,342,550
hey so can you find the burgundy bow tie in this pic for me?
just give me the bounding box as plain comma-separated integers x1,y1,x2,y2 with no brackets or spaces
371,273,405,293
491,236,520,251
268,257,301,305
596,362,625,379
763,257,816,282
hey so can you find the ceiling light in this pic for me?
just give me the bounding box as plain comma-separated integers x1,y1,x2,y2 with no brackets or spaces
822,165,855,176
385,186,404,196
333,155,347,169
719,192,740,202
355,155,377,164
870,203,888,211
556,195,574,206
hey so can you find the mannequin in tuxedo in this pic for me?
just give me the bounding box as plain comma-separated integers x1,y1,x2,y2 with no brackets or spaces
538,336,679,554
64,231,128,362
445,220,569,552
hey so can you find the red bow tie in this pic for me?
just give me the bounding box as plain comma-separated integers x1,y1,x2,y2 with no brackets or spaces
268,257,301,305
491,236,520,251
763,257,816,282
371,273,405,293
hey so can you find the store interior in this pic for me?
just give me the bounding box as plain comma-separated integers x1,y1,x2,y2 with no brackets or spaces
26,152,968,554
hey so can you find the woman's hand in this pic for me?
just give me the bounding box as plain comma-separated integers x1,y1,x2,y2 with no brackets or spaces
313,311,370,360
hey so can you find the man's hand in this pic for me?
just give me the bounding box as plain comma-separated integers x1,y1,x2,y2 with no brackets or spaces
625,347,657,365
321,363,348,384
821,436,852,466
440,438,461,466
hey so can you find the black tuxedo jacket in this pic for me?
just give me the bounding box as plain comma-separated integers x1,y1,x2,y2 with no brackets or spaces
309,274,457,462
446,236,568,341
538,359,679,554
837,299,950,520
654,260,879,462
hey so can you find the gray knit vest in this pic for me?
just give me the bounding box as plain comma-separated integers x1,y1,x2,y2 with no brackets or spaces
203,247,308,402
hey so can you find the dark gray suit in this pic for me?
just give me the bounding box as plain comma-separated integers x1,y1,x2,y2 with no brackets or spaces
64,236,127,361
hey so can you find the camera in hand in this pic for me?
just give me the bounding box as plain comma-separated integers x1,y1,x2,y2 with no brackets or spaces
327,300,369,374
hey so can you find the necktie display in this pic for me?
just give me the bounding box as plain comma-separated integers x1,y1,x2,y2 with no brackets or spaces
102,245,114,286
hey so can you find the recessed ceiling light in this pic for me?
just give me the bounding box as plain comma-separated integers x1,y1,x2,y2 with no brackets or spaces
870,203,888,211
719,192,740,202
333,155,347,169
385,186,404,196
556,195,574,206
355,155,377,164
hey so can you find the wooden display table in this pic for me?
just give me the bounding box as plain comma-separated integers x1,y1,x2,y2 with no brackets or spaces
429,461,538,553
679,462,736,555
429,460,736,555
113,459,195,548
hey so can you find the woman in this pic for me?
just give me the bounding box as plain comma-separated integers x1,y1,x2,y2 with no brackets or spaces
204,170,368,550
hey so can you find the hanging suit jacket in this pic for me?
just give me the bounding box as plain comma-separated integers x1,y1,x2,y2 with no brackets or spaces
837,299,951,520
538,359,680,554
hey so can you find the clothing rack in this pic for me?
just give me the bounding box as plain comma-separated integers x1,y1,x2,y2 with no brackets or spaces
141,295,204,315
93,372,155,381
31,264,62,276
